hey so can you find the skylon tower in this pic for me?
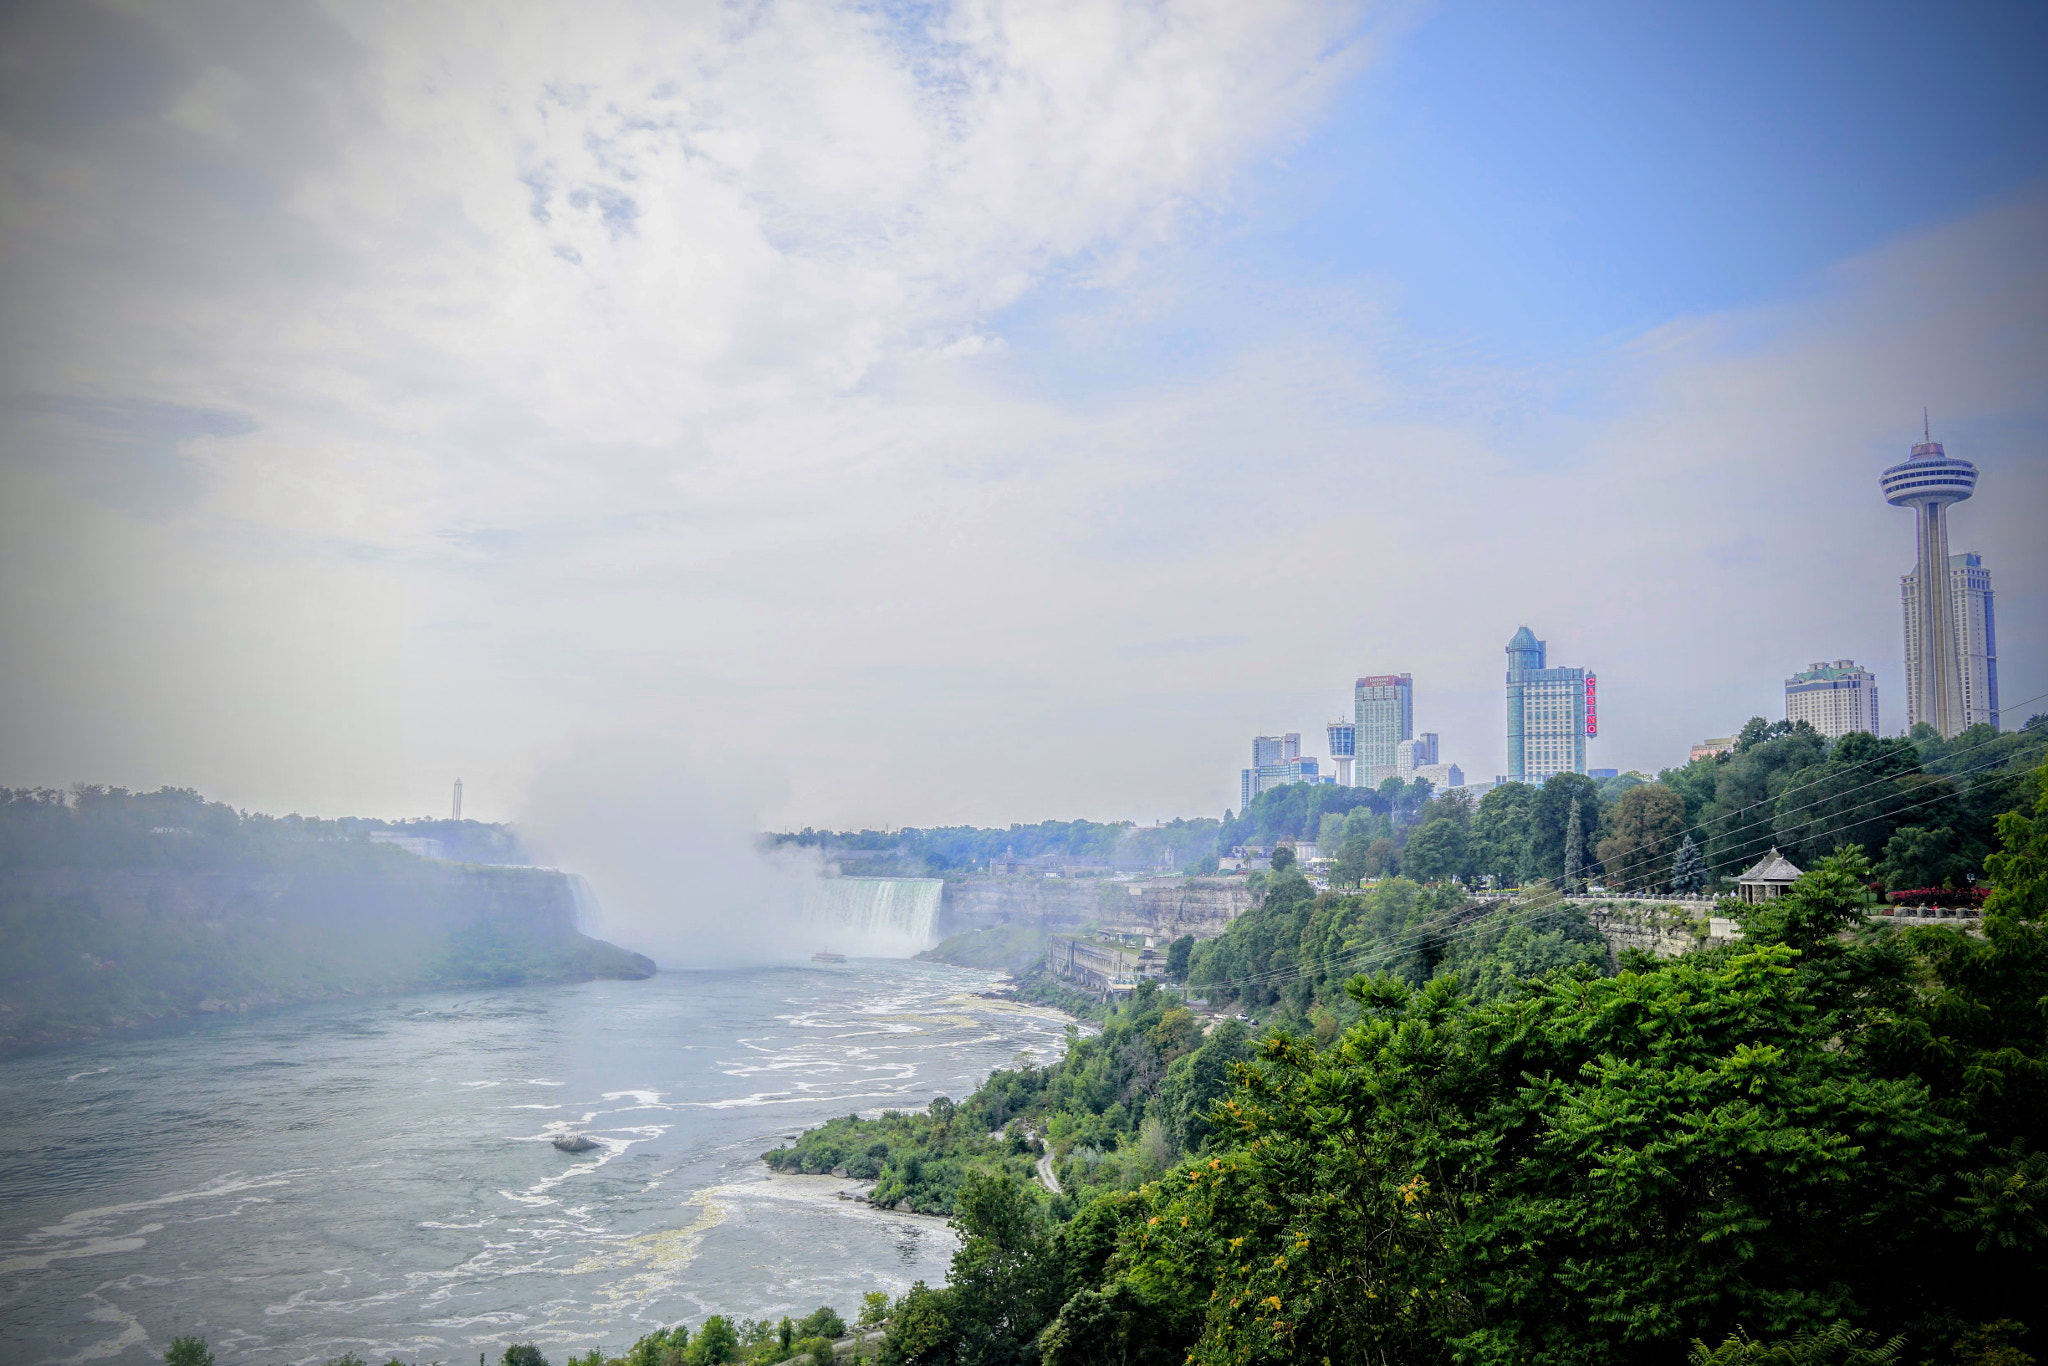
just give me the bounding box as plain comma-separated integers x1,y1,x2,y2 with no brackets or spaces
1881,419,1978,738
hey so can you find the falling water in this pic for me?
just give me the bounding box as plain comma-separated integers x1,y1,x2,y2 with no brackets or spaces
799,878,944,957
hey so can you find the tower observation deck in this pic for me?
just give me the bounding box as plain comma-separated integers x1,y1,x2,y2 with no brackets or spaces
1882,428,1978,738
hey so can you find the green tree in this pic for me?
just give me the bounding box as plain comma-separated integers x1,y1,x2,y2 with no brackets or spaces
859,1291,891,1329
1471,780,1538,886
796,1306,846,1340
165,1339,215,1366
1109,934,1972,1365
1268,845,1295,873
1401,817,1469,884
1669,831,1708,894
1596,782,1687,891
504,1347,550,1366
1688,1322,1903,1364
1531,773,1600,883
688,1317,740,1365
1164,934,1194,981
1563,794,1586,893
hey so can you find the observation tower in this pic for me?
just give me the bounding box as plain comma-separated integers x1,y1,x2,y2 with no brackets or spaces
1881,418,1978,738
1326,720,1356,787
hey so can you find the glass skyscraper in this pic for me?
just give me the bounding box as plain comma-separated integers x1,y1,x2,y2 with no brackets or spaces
1355,675,1414,786
1505,627,1591,784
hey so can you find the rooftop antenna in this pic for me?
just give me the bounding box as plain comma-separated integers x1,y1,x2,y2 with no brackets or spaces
1924,406,1929,443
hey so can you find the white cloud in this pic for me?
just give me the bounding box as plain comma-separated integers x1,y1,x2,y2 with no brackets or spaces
0,1,2040,832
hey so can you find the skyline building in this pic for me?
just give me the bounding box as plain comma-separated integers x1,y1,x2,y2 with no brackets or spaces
1355,674,1414,786
1396,732,1440,775
1241,733,1315,810
1901,551,1999,733
1882,426,1980,738
1505,626,1593,784
1326,720,1356,787
1784,660,1880,739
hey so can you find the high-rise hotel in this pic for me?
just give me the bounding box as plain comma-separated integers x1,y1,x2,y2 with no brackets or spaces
1901,551,1999,733
1355,674,1414,787
1505,626,1594,784
1784,660,1880,739
1883,428,1998,737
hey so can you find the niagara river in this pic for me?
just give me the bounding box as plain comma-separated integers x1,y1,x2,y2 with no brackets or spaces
0,961,1074,1364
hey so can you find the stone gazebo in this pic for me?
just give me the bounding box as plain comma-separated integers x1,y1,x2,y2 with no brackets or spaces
1736,849,1803,903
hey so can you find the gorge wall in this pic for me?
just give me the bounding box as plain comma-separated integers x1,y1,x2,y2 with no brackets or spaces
0,860,654,1049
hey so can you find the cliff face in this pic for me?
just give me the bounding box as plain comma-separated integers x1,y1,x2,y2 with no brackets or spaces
0,860,653,1049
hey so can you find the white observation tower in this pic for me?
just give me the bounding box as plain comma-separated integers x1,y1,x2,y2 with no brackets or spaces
1881,416,1978,738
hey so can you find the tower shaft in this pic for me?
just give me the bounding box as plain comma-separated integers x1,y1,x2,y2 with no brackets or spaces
1911,502,1965,737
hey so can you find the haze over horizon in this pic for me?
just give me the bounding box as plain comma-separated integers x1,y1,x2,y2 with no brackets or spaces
3,0,2044,833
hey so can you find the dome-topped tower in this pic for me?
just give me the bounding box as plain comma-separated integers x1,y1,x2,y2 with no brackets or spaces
1882,420,1979,738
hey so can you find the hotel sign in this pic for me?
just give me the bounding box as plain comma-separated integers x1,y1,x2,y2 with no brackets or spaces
1586,674,1598,737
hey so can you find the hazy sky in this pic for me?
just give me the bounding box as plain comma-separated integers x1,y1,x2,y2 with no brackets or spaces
3,0,2044,831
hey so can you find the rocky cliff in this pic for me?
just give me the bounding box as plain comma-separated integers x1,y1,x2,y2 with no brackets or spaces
0,860,653,1049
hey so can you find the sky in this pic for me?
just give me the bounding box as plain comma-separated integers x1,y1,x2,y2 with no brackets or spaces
2,0,2044,833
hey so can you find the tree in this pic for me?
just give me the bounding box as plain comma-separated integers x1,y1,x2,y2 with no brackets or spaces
688,1318,739,1365
1269,845,1296,873
1114,940,1972,1366
1165,935,1194,982
1983,769,2047,920
503,1347,550,1366
1671,833,1708,896
1531,773,1600,882
165,1340,215,1366
1595,783,1687,891
1472,782,1539,886
796,1306,846,1340
1562,795,1585,893
860,1292,892,1329
1401,818,1469,884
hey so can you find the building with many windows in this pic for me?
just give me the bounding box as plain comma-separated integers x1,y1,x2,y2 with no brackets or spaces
1355,674,1414,786
1901,552,1999,733
1395,732,1440,776
1784,660,1880,739
1505,626,1593,784
1239,734,1323,809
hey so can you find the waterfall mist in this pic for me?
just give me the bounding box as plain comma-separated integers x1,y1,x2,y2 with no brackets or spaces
519,736,940,967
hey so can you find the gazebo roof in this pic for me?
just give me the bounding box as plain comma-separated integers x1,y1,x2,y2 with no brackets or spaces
1738,849,1803,884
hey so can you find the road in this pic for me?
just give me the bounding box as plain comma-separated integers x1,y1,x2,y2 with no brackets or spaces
1035,1147,1063,1195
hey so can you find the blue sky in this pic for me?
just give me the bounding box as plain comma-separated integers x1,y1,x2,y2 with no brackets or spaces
1,0,2043,831
1292,2,2048,357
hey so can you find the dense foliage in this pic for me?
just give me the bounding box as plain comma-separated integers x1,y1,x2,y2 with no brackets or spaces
1310,715,2047,900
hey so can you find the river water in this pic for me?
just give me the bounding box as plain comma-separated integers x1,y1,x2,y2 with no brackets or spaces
0,961,1074,1365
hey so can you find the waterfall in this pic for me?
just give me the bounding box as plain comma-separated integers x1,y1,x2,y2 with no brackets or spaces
799,878,944,958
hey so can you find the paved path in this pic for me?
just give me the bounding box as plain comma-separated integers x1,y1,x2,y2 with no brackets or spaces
1035,1147,1063,1195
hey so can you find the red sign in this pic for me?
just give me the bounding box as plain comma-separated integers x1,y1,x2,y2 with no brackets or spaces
1586,674,1598,737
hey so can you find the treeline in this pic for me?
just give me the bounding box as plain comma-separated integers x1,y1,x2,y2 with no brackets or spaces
765,1001,1255,1211
825,775,2048,1365
1184,866,1608,1018
765,818,1221,877
0,785,527,870
1300,715,2047,897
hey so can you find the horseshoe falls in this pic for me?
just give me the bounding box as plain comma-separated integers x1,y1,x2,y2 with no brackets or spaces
800,877,943,956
